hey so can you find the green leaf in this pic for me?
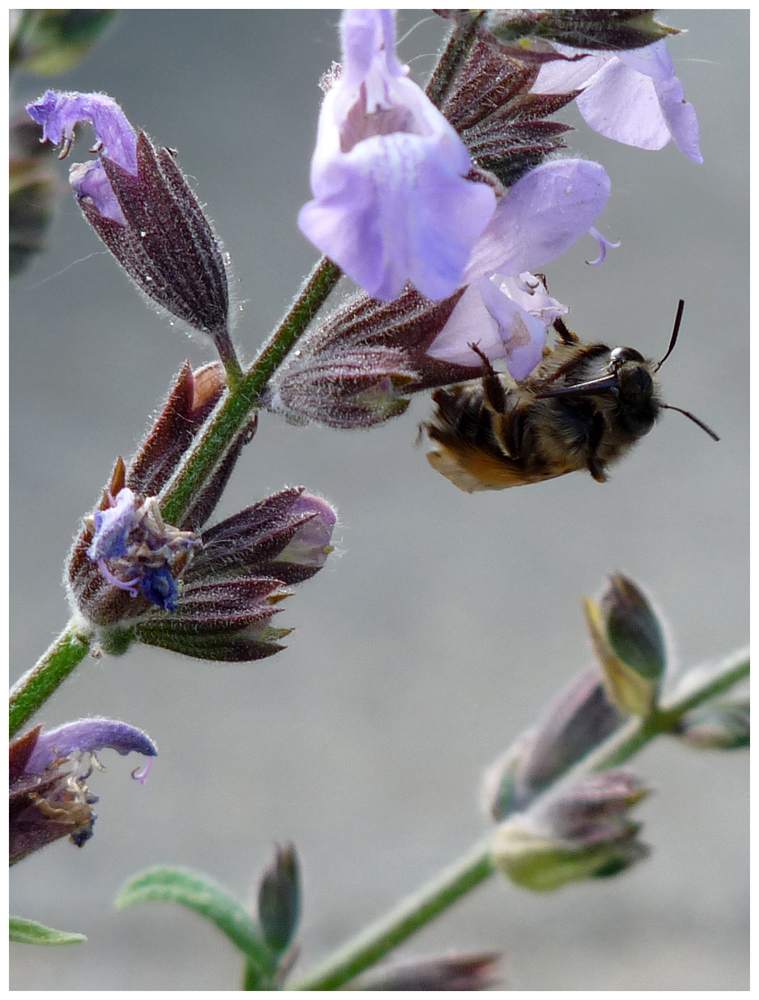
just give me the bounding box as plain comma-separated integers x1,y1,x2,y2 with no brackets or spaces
115,867,275,981
10,10,117,75
10,917,86,946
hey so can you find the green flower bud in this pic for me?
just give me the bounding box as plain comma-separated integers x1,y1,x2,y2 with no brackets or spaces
584,575,666,717
257,844,300,954
492,770,650,892
676,700,750,751
484,9,678,51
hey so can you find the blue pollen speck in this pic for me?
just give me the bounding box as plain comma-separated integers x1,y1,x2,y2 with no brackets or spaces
140,565,179,612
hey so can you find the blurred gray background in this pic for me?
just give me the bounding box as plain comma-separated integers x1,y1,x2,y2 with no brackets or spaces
10,10,748,991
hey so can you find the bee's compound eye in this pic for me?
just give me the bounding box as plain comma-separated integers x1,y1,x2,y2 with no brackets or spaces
609,346,645,370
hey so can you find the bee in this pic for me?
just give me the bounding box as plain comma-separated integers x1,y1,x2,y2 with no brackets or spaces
423,300,719,493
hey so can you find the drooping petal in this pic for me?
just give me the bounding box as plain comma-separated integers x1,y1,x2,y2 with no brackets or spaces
623,43,702,163
532,41,702,163
25,90,137,172
464,159,611,284
26,90,138,223
26,718,157,774
575,57,672,151
298,9,496,301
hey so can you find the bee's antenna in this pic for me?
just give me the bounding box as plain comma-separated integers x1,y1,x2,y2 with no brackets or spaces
655,299,685,372
661,404,720,441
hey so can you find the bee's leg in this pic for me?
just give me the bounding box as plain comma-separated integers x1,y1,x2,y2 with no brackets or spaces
587,412,609,483
467,342,508,414
553,317,579,345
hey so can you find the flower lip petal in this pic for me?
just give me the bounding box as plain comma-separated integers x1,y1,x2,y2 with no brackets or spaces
26,718,157,774
464,159,611,285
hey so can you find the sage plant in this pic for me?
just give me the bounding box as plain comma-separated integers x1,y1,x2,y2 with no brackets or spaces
10,9,748,991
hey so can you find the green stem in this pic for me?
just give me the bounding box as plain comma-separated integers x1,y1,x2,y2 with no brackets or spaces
10,256,341,730
289,839,494,992
160,256,340,526
289,650,749,991
9,624,92,737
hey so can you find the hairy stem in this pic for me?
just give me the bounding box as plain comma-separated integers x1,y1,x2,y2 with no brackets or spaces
9,624,92,737
289,650,749,991
10,257,341,730
160,256,340,527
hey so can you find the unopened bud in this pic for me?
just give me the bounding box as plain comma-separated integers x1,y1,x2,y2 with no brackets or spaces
484,9,678,51
492,769,650,892
351,951,501,990
257,844,300,954
26,91,234,365
584,575,665,717
484,666,623,820
676,700,750,751
265,285,476,429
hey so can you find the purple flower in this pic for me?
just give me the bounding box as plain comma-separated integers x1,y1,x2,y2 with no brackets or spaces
25,91,232,349
68,394,338,660
10,719,156,865
25,718,157,773
427,159,611,378
26,90,137,223
298,9,496,302
532,41,702,163
85,487,201,612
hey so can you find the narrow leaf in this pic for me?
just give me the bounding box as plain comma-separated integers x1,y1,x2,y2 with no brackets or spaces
115,867,275,976
10,916,86,946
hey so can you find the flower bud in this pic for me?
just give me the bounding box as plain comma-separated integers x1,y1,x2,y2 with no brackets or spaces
583,575,666,717
26,91,234,365
483,667,623,820
676,700,750,751
351,952,501,990
492,769,650,892
483,10,678,51
257,844,300,954
265,285,479,429
10,719,156,865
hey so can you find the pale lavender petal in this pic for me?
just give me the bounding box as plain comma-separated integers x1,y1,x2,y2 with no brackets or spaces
498,272,568,326
299,9,495,301
478,276,548,381
426,272,555,381
532,49,610,94
632,44,702,164
533,41,702,163
26,719,157,773
425,284,504,367
465,159,611,284
69,159,127,224
300,129,495,302
277,494,337,569
575,58,671,150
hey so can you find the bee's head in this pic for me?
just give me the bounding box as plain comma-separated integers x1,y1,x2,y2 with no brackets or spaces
608,347,655,410
537,302,719,442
